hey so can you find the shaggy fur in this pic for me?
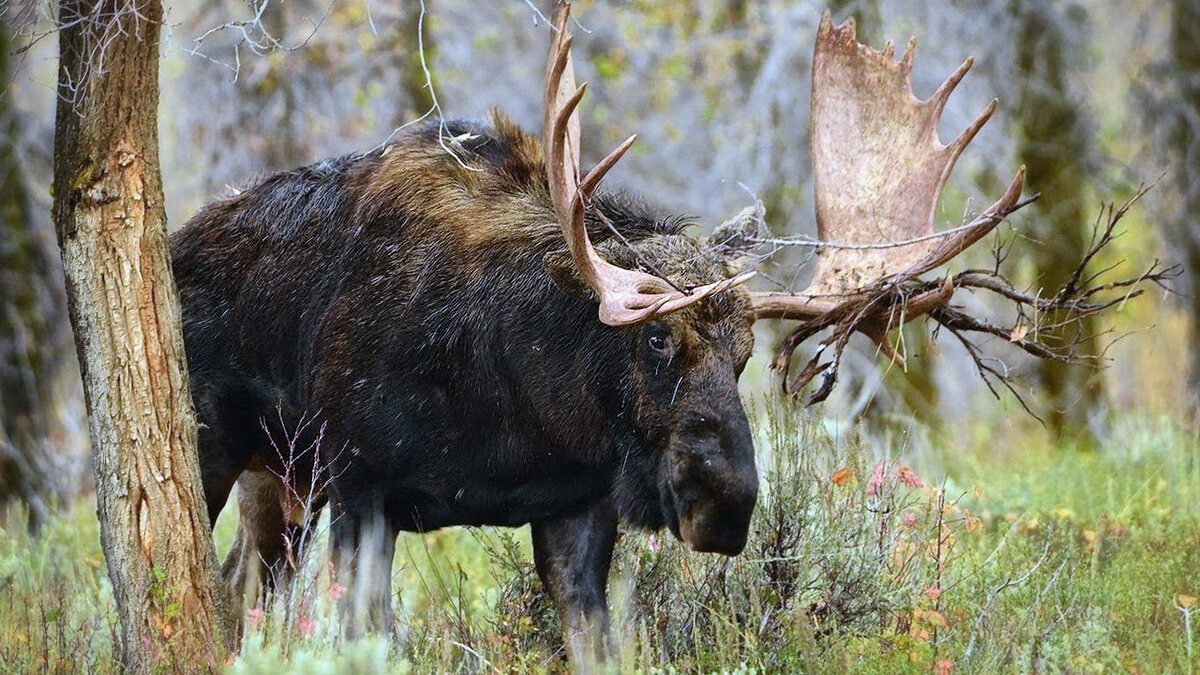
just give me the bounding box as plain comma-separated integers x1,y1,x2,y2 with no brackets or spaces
170,114,759,647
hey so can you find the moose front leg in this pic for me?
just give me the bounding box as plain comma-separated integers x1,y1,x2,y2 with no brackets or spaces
330,504,398,639
531,500,619,669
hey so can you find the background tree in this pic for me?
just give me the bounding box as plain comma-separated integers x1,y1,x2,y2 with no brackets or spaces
1008,0,1101,436
1154,0,1200,412
0,20,77,529
51,0,232,668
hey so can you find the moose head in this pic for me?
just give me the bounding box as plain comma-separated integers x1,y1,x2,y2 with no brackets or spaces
537,3,1032,554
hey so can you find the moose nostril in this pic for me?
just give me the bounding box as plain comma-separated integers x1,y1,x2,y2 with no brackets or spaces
687,412,722,436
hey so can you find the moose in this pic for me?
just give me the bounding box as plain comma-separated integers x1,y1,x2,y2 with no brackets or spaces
171,2,1147,665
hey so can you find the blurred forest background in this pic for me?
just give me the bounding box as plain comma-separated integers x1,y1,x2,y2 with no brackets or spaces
2,1,1200,671
2,0,1193,518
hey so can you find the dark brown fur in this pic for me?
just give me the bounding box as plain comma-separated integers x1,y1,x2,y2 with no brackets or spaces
170,113,759,658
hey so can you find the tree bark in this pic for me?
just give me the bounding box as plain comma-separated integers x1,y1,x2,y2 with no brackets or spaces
0,21,76,529
51,1,233,669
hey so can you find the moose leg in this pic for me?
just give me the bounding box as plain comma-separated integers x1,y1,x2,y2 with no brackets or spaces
531,500,619,669
330,504,397,639
222,470,325,623
196,418,245,527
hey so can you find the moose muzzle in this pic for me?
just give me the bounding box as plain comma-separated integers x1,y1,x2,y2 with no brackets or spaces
667,410,758,556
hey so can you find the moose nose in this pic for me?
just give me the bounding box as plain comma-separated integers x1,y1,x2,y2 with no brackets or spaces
678,475,756,555
672,411,759,556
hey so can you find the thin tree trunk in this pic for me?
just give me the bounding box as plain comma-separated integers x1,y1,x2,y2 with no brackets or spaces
51,1,233,669
1011,0,1101,437
0,21,75,529
398,0,436,123
1165,0,1200,412
255,0,304,170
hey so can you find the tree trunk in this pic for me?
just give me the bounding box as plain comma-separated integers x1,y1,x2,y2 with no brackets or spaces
253,0,305,170
51,1,233,669
397,0,436,123
1010,0,1101,437
1165,0,1200,412
0,21,76,529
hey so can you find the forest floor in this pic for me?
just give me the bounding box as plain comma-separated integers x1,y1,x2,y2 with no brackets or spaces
2,401,1198,673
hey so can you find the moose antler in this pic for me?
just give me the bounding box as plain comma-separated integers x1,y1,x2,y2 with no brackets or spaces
751,13,1024,324
543,2,753,326
748,14,1176,406
748,13,1027,398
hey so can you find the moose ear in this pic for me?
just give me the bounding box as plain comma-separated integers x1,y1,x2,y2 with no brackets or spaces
544,248,599,302
544,238,641,303
709,201,765,271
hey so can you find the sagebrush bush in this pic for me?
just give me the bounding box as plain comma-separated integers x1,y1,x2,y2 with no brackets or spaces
599,398,975,672
444,396,983,672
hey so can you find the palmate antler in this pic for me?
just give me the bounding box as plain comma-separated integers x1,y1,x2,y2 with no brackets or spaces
749,13,1028,401
750,14,1175,406
543,2,753,326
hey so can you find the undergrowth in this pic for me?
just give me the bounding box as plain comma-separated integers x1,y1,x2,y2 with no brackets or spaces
1,405,1197,673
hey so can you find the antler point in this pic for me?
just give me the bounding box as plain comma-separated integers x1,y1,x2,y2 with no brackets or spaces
900,37,917,70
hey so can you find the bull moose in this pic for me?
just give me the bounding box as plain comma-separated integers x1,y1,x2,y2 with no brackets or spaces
170,1,1137,665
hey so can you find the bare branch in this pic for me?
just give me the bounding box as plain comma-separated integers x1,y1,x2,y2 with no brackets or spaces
768,188,1178,415
750,195,1040,253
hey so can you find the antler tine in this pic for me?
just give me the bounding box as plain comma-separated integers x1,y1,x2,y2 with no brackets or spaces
948,98,997,156
544,7,580,221
580,134,637,197
542,1,752,326
907,167,1026,276
928,56,974,119
900,36,916,72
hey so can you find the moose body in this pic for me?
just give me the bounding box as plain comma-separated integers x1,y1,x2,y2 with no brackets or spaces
171,116,760,654
171,3,1063,664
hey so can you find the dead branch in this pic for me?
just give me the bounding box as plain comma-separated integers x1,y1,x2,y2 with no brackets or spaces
770,189,1179,411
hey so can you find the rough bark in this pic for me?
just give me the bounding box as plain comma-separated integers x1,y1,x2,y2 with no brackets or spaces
0,21,76,528
1010,0,1101,436
51,1,233,669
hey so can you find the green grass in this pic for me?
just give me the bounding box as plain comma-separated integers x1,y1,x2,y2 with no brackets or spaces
2,406,1198,673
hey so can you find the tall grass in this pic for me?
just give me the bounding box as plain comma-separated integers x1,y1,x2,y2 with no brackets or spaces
1,404,1197,672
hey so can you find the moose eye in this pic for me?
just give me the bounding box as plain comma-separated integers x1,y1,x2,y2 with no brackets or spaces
647,332,671,355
